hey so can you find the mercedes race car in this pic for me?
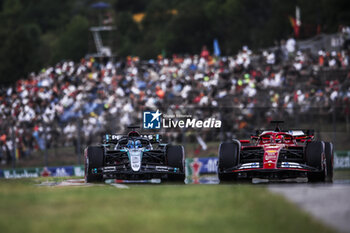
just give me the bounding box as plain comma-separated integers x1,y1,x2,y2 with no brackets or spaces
84,128,185,183
218,121,334,182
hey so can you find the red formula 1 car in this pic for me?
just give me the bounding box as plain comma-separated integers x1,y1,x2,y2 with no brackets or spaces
218,121,334,182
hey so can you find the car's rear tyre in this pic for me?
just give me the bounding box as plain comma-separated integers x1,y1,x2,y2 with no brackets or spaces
324,142,334,182
85,146,104,183
305,141,326,182
166,145,185,182
218,141,240,182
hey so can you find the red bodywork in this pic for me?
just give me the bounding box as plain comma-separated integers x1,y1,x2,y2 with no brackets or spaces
232,131,314,176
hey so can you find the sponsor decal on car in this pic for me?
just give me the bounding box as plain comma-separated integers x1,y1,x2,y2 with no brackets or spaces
155,166,168,171
280,162,303,168
266,150,277,153
265,155,277,160
239,162,260,169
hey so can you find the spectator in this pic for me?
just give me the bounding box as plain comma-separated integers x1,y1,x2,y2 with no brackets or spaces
0,39,349,165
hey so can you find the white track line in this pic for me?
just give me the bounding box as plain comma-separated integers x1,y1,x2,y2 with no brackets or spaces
110,183,130,189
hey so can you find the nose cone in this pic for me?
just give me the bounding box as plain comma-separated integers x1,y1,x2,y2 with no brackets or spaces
263,145,282,169
129,149,142,171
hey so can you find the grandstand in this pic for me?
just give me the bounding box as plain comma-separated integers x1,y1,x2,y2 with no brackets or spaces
0,40,349,167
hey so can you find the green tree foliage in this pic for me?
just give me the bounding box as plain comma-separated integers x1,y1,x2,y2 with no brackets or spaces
115,12,142,57
0,24,42,84
52,15,89,63
0,0,349,84
114,0,148,13
20,0,71,33
0,0,43,84
114,0,350,58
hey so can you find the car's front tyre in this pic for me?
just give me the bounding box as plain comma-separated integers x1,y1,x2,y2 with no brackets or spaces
305,141,326,182
324,142,334,182
85,146,104,183
166,145,185,182
218,141,240,182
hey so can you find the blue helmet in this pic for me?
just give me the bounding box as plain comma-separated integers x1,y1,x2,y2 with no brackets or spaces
135,140,142,148
127,140,134,148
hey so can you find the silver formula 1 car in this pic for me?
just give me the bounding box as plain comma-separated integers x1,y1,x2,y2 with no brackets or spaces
84,127,185,183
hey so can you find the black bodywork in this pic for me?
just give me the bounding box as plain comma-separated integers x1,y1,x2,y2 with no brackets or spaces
85,131,185,182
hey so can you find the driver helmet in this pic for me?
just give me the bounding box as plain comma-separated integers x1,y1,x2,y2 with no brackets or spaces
127,140,134,148
135,140,142,148
275,134,283,143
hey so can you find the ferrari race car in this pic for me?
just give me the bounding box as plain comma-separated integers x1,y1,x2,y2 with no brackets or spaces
218,121,334,182
84,128,185,183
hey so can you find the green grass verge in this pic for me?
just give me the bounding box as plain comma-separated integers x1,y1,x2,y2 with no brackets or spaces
0,178,335,233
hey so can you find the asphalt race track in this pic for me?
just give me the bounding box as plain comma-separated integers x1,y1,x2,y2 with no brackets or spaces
269,181,350,233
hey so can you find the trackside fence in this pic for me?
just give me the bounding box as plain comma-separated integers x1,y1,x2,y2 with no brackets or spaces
0,152,349,179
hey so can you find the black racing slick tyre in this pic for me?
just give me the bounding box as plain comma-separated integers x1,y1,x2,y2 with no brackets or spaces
305,141,326,182
218,141,240,182
324,142,334,182
166,145,185,182
85,146,104,183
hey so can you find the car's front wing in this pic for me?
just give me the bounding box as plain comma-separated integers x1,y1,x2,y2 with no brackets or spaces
220,162,321,179
92,164,183,180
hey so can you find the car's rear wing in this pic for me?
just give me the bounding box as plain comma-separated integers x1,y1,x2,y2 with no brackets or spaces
251,121,315,142
103,134,162,144
288,129,314,136
252,129,314,136
251,129,314,142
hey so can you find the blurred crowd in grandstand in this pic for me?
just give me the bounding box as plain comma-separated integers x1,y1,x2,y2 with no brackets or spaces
0,38,350,164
